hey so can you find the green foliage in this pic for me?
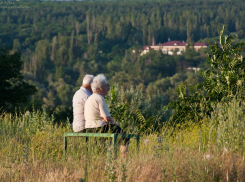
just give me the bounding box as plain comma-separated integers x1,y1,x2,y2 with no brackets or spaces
3,1,245,122
168,26,245,124
146,72,203,100
203,26,245,101
0,48,36,112
106,85,170,133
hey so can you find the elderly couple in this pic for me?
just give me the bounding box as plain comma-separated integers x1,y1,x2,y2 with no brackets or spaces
72,74,128,155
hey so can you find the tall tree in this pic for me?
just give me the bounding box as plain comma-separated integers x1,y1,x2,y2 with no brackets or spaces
0,48,36,111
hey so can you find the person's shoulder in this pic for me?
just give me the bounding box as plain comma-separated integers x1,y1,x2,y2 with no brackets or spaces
90,93,104,101
73,89,81,99
78,87,91,96
80,87,89,94
86,93,97,100
73,87,89,101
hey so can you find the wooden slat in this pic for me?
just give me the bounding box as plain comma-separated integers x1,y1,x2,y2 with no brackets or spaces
64,133,139,138
64,133,115,137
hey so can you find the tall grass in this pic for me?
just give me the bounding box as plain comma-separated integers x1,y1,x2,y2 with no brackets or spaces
1,98,245,181
215,99,245,153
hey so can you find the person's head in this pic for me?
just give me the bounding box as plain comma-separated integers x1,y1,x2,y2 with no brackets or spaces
82,74,94,93
91,74,109,97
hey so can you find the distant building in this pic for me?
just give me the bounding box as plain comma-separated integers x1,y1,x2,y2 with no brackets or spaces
140,40,207,56
140,46,152,56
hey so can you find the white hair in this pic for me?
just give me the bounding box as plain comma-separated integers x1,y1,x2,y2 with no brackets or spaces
82,74,94,85
91,74,108,93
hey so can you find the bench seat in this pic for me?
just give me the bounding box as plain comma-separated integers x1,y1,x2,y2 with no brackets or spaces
63,133,140,158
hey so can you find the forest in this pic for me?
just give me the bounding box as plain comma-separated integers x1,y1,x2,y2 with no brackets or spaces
1,0,245,122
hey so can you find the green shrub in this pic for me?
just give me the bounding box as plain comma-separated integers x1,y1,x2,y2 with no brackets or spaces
168,26,245,125
105,85,170,133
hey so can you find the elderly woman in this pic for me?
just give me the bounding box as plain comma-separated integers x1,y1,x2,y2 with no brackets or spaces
84,74,128,155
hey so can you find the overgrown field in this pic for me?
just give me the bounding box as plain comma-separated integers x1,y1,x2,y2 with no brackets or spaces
1,98,245,182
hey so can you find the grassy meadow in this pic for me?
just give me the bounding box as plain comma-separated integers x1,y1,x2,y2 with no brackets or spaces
1,98,245,182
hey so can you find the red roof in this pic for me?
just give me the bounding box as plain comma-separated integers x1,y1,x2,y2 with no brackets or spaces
159,41,186,46
143,46,152,50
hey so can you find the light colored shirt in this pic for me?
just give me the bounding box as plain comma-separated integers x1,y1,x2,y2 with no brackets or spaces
72,87,92,132
84,93,111,128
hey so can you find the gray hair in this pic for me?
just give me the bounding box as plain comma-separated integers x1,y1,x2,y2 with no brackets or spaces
82,74,94,85
91,74,108,93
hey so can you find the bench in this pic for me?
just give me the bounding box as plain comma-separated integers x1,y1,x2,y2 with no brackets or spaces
63,133,140,159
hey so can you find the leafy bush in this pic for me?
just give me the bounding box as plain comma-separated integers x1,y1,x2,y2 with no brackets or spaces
105,85,170,133
168,26,245,125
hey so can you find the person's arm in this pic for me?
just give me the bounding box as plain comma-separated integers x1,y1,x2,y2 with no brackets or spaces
102,116,120,126
99,96,120,126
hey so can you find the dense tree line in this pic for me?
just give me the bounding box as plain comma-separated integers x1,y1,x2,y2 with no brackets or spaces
1,0,245,121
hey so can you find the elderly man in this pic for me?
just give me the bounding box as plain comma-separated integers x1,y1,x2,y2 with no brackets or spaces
72,74,94,133
84,74,128,156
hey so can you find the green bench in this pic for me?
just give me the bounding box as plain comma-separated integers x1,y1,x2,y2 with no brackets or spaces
63,133,140,159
